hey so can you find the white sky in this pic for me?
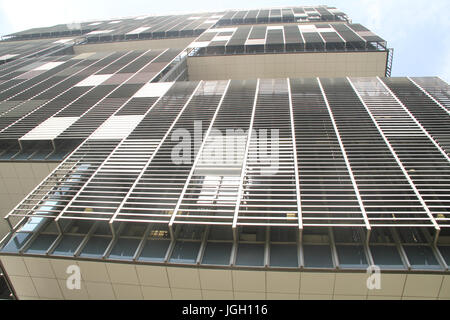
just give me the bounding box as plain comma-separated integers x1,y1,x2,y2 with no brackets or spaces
0,0,449,82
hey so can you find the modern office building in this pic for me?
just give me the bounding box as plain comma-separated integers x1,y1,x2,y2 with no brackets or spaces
0,5,448,300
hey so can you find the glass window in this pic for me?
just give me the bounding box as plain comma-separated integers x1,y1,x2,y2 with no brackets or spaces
438,246,450,265
138,240,170,262
202,242,232,265
1,233,32,253
370,245,405,270
169,241,200,264
53,235,83,256
235,243,265,266
403,246,441,270
80,236,111,257
26,234,57,254
270,244,298,268
336,245,368,269
109,238,140,260
303,245,334,269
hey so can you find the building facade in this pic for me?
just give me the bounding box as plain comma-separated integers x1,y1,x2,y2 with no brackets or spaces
0,5,448,300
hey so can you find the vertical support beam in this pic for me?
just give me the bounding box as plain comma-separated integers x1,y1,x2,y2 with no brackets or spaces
347,77,440,233
232,79,260,239
287,78,303,231
317,77,371,232
329,227,340,269
132,224,152,261
169,80,231,227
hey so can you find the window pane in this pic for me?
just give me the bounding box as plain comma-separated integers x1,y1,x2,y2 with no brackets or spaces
370,245,405,270
138,240,170,262
336,245,368,269
26,234,57,254
404,246,441,270
236,243,265,266
109,238,140,260
169,241,200,264
53,235,83,256
303,245,333,268
270,244,298,268
1,233,32,253
202,242,232,265
438,246,450,265
80,236,111,257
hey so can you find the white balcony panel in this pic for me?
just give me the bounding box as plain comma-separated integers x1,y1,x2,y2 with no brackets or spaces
126,27,151,35
21,117,79,140
133,82,174,98
90,115,145,140
75,74,114,87
33,61,65,71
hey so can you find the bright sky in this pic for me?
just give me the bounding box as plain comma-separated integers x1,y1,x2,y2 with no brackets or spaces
0,0,449,82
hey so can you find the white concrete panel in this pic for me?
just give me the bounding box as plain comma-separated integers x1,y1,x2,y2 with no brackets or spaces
367,273,406,297
199,269,233,291
136,265,169,287
0,54,18,60
234,291,265,300
300,293,332,300
206,27,236,33
33,62,64,71
77,261,111,282
266,271,300,294
21,117,79,140
439,275,450,299
188,41,211,48
334,273,369,296
367,295,401,300
75,74,113,87
267,292,299,300
106,263,140,285
53,39,74,44
32,277,63,299
0,255,29,276
58,279,90,300
86,30,114,35
171,288,202,299
8,275,37,297
72,52,96,60
167,267,201,289
202,290,233,300
334,295,366,300
403,274,443,298
90,115,145,140
141,286,172,300
126,27,151,35
133,82,174,98
112,284,143,300
245,39,266,45
85,281,116,300
232,270,266,293
212,35,232,42
300,272,335,295
23,257,55,278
